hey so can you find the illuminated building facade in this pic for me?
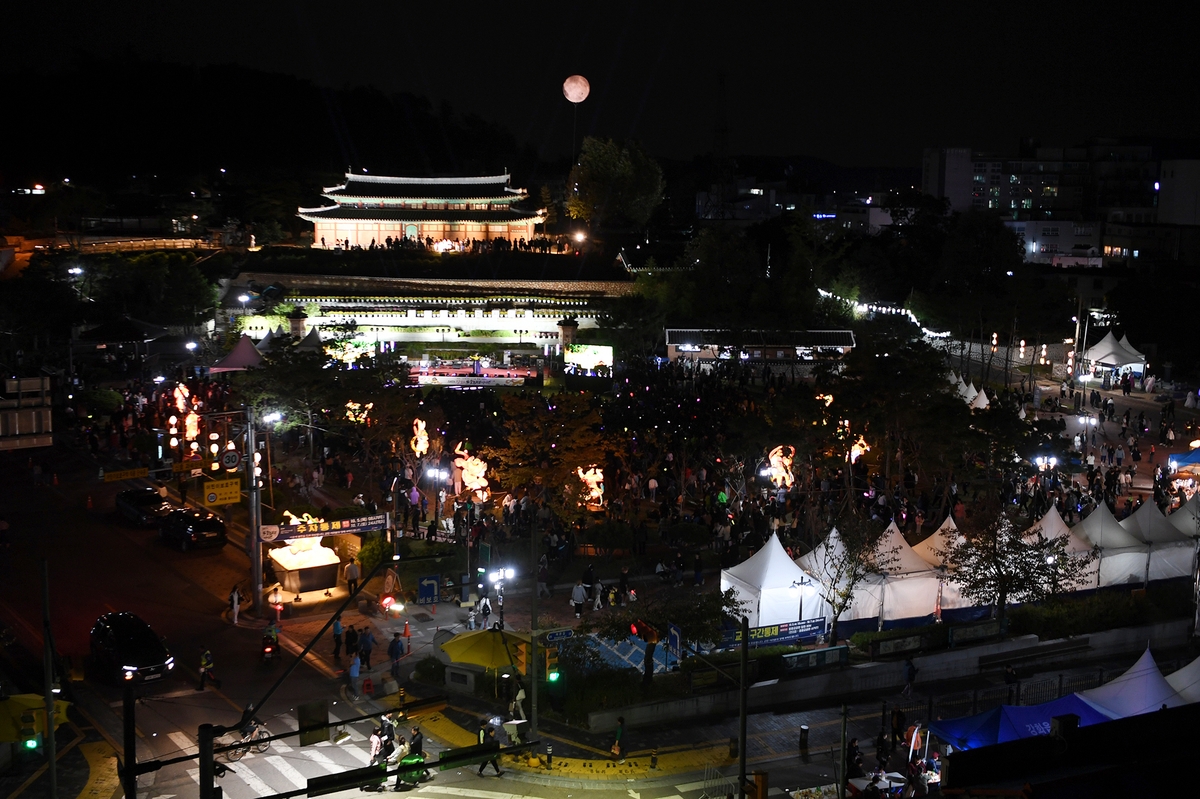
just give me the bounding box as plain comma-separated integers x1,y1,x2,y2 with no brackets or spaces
298,173,543,249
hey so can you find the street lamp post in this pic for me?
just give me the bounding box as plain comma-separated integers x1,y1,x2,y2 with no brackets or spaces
238,293,250,316
488,568,515,629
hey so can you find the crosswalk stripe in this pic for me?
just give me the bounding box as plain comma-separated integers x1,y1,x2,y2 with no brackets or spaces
300,749,341,773
342,744,370,764
186,768,199,784
168,731,197,756
419,787,525,799
229,761,276,796
265,755,308,789
675,781,706,792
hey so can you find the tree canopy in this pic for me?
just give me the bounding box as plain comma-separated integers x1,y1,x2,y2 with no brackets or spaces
567,137,664,229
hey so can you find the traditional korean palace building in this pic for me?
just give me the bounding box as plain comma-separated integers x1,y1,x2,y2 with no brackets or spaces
297,173,544,249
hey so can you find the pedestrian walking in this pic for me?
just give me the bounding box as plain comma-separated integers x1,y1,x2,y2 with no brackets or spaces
346,653,361,697
536,563,551,599
571,579,587,618
268,584,284,624
228,585,242,625
369,727,383,765
388,632,405,680
332,615,344,659
476,722,503,776
359,628,375,669
198,646,218,690
611,716,625,764
345,558,361,595
901,658,917,697
345,624,359,660
479,597,492,628
891,707,906,749
468,608,477,630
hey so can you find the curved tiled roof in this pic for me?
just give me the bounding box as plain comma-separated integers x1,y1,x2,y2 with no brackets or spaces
323,174,522,200
297,206,542,224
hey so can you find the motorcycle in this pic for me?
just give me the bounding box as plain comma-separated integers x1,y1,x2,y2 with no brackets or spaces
262,634,279,661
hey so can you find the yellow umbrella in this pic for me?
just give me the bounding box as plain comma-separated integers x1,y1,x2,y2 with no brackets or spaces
439,628,530,673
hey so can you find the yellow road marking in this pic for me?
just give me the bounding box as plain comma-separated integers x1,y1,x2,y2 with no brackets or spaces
77,741,122,798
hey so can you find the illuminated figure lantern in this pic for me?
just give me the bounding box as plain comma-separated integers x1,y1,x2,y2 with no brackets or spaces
410,418,429,458
576,466,605,506
453,442,490,501
766,445,796,489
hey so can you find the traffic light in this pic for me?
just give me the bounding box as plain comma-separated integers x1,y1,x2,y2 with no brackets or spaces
18,708,41,751
545,645,560,682
514,642,528,676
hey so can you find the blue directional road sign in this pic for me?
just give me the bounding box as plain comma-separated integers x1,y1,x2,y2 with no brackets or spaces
668,622,682,658
418,575,440,606
545,628,573,643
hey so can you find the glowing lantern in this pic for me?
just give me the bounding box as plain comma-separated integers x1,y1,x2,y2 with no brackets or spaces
173,384,190,414
766,445,796,489
184,411,200,441
849,435,870,464
410,418,429,457
453,442,490,501
345,400,374,424
576,466,605,506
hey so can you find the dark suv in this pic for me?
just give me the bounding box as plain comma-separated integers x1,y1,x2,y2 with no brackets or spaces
115,487,175,526
90,612,174,683
159,508,228,551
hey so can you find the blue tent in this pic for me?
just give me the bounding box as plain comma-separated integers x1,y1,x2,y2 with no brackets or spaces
929,694,1111,751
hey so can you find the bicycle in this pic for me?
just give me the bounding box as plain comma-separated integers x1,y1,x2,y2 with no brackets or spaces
223,719,271,761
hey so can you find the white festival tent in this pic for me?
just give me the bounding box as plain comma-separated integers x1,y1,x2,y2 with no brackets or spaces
873,522,953,623
1082,331,1145,370
969,389,990,410
1166,652,1200,705
965,382,979,403
956,377,972,401
210,334,264,373
1072,503,1149,587
1078,648,1188,718
795,528,883,626
1167,493,1200,538
913,515,959,568
1026,506,1100,587
1119,334,1146,362
721,532,822,628
1119,502,1195,581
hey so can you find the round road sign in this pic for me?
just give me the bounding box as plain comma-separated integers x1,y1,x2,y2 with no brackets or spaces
220,450,242,469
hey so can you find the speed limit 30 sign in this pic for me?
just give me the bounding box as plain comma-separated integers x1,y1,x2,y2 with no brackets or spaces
220,449,242,469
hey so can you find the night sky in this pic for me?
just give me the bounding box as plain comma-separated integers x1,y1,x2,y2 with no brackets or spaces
7,1,1198,167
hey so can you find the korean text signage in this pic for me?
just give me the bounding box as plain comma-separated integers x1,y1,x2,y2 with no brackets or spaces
202,478,241,506
274,513,390,540
722,618,825,648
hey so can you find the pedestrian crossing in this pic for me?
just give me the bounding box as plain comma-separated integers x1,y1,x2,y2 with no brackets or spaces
142,707,398,799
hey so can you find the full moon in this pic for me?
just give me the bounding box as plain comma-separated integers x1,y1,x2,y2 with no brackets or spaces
562,74,590,104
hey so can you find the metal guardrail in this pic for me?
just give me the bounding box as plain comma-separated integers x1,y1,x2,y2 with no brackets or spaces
698,762,739,799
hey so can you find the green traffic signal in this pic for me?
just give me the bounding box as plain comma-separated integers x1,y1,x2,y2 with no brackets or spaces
547,671,560,682
23,737,39,750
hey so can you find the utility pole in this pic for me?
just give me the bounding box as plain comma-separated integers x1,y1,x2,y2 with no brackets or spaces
838,703,849,799
530,517,540,740
246,405,263,613
41,560,57,799
122,684,137,799
739,615,748,799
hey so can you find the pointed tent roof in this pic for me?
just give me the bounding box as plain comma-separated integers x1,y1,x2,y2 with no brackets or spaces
724,532,811,589
1118,334,1146,361
210,334,264,373
1166,653,1200,704
255,328,275,351
1084,331,1144,367
797,526,848,580
914,515,958,567
957,378,972,401
1168,494,1200,538
1078,648,1187,718
928,694,1112,751
878,522,937,575
295,326,324,352
1120,501,1190,544
965,382,978,402
969,388,990,410
1074,502,1143,550
1018,406,1026,420
1026,506,1094,554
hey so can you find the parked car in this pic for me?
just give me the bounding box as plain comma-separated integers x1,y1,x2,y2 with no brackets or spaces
89,612,174,683
159,508,228,551
116,487,175,526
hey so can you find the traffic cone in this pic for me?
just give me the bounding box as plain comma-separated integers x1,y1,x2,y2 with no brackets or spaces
431,602,436,615
86,495,93,509
403,620,410,638
53,473,59,486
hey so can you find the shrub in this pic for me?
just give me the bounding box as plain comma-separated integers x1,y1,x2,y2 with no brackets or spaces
849,623,949,653
356,536,393,574
1009,583,1192,639
80,387,123,414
